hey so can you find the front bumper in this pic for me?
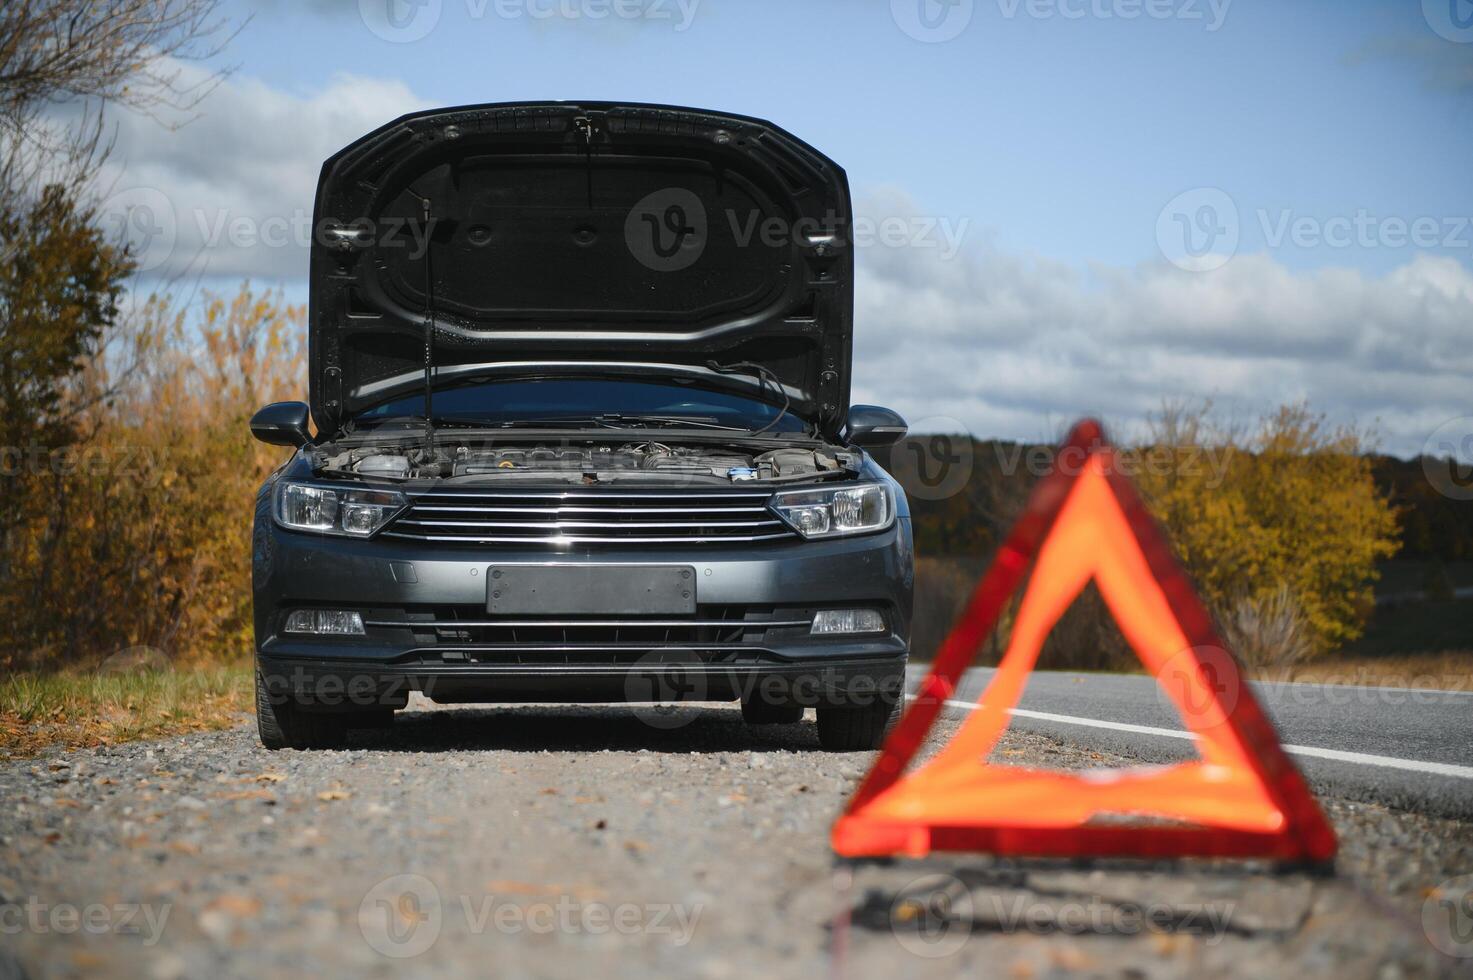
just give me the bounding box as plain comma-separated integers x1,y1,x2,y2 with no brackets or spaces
253,516,913,708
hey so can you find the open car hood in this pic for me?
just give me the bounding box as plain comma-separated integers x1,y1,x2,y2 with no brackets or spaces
310,101,854,437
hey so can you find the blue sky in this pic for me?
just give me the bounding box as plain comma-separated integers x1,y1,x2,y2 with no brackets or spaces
102,0,1473,454
224,0,1472,273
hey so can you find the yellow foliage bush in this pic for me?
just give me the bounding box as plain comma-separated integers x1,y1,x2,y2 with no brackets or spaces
0,286,304,669
1129,404,1400,656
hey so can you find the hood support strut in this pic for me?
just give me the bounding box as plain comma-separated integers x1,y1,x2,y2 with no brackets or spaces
418,195,436,461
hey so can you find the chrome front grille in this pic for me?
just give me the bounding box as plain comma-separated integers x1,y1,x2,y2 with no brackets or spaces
380,490,796,546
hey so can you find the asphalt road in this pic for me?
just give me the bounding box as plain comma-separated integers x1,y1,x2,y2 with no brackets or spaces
907,666,1473,821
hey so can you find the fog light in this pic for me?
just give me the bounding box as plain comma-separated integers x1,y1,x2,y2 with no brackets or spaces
284,610,365,635
810,609,886,635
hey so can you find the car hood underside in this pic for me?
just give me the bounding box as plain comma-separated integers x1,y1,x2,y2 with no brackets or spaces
310,101,855,439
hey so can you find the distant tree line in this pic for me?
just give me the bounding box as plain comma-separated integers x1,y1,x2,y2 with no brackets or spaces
890,405,1440,665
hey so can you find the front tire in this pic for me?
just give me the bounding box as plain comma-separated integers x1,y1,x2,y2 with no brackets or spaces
255,670,362,750
816,696,901,751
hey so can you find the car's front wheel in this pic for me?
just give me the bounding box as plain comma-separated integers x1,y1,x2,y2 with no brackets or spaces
255,671,388,750
815,695,902,751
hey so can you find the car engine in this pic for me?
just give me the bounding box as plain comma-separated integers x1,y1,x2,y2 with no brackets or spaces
311,440,857,485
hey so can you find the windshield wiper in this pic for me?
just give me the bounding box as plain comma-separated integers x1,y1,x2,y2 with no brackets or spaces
480,414,755,432
352,415,496,431
352,413,784,434
589,414,754,431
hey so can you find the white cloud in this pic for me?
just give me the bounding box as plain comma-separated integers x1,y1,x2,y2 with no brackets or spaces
90,80,1471,458
851,190,1473,457
95,61,432,281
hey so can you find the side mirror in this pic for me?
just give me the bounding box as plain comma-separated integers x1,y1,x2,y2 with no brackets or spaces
845,405,908,450
250,401,313,448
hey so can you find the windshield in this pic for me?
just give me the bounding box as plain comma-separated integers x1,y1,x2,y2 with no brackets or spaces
354,379,807,433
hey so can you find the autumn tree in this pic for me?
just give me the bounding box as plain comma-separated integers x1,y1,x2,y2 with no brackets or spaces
1131,403,1400,660
0,0,239,665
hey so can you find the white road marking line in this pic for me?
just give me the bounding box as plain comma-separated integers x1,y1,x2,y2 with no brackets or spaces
903,667,1473,698
1253,680,1473,698
905,695,1473,781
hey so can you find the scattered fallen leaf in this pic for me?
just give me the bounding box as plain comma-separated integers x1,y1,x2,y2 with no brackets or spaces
317,789,350,802
1049,946,1095,971
215,789,275,802
205,893,262,917
254,773,286,784
1151,933,1194,956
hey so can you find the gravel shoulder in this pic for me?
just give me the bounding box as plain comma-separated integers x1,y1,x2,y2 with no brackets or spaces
2,701,1470,978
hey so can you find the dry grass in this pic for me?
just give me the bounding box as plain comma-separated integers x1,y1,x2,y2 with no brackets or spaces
0,664,251,760
1248,651,1473,690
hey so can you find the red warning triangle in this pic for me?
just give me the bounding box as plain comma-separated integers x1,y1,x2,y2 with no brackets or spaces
833,420,1337,864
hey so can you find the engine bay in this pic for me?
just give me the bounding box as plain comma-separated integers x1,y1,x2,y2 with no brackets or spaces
311,439,860,486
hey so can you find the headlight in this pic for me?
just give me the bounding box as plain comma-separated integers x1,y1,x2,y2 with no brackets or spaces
769,483,894,538
274,482,406,537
